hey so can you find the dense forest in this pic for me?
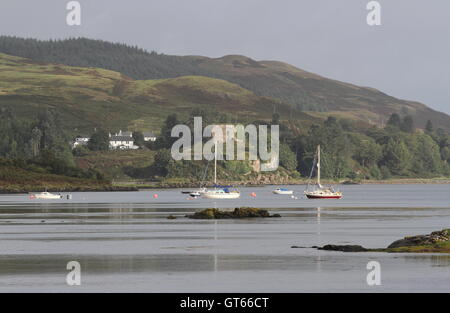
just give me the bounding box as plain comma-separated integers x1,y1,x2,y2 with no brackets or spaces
104,110,450,182
292,114,450,180
0,36,213,80
0,107,104,182
1,103,450,184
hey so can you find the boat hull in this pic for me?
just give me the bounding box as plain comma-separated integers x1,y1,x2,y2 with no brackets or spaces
273,190,294,195
305,194,342,199
202,193,240,199
31,193,63,200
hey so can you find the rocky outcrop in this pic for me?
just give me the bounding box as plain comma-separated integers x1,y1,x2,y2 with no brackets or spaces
318,245,369,252
387,230,450,249
188,207,281,220
306,229,450,253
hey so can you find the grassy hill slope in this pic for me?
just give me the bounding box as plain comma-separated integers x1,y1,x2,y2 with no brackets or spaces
1,36,448,131
0,53,317,134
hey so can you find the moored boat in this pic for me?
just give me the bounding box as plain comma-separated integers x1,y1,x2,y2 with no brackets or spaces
30,191,63,200
304,145,343,200
203,188,240,199
273,188,294,195
202,142,240,199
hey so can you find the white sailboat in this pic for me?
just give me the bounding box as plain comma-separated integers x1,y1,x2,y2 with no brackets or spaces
304,145,343,199
202,143,240,199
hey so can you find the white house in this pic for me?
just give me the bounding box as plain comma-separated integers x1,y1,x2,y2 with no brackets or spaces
109,130,139,150
72,137,90,149
143,132,157,142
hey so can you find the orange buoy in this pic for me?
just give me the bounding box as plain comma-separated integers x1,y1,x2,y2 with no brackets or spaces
250,192,257,197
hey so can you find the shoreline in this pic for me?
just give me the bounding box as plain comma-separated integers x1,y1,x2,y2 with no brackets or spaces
117,178,450,190
0,186,138,195
1,178,449,194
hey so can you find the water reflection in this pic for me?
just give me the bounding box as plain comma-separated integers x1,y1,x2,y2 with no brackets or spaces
1,187,450,292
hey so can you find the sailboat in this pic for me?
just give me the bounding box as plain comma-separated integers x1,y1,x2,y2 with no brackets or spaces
182,162,209,196
304,145,343,199
202,142,240,199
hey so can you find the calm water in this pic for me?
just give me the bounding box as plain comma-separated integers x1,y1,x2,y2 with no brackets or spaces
0,185,449,292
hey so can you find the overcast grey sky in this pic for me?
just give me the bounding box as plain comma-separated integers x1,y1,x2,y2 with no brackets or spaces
1,0,449,114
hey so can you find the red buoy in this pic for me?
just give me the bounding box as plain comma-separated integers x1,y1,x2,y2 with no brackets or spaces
153,194,158,199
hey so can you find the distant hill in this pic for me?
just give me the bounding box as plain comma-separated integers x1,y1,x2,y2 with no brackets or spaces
0,52,316,134
0,36,449,131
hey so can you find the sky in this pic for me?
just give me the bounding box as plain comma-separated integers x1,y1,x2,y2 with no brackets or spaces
1,0,449,114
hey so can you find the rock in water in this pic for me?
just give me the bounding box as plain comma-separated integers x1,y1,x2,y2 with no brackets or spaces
388,230,450,249
189,207,281,219
319,245,368,252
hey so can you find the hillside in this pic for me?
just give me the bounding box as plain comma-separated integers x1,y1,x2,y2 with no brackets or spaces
0,52,317,134
1,36,449,131
0,163,112,193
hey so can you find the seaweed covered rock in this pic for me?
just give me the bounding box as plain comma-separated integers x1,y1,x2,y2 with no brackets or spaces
388,229,450,249
189,207,281,219
318,245,368,252
311,229,450,253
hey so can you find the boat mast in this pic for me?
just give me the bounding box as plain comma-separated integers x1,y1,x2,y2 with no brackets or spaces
317,145,321,186
214,141,217,185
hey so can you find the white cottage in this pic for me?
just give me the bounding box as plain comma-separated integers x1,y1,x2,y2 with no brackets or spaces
109,130,138,150
72,137,90,149
143,132,157,142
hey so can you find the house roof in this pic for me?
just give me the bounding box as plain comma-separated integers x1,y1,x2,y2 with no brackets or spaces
143,132,156,137
110,136,134,141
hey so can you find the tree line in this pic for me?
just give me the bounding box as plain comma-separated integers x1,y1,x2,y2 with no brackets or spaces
0,107,104,180
144,111,450,181
291,114,450,180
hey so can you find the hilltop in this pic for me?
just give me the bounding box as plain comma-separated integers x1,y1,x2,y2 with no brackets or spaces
1,36,449,131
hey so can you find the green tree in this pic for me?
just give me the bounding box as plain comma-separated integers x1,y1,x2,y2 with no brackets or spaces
88,130,110,151
441,147,450,163
160,114,180,149
279,143,298,172
425,120,434,134
271,112,280,125
133,131,145,148
401,115,415,133
152,149,172,176
408,134,443,175
386,113,401,129
382,138,412,175
353,137,382,167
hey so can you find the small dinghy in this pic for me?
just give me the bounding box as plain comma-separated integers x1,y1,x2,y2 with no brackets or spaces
30,191,63,200
273,188,294,195
182,188,207,196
